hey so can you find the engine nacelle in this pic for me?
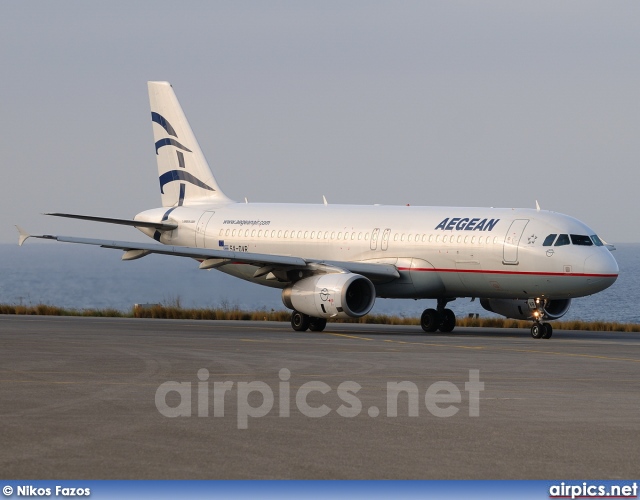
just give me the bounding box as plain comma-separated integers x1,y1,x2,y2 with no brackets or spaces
282,273,376,319
480,298,571,321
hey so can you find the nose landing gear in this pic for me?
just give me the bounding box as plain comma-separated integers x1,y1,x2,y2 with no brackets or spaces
528,298,553,339
531,321,553,339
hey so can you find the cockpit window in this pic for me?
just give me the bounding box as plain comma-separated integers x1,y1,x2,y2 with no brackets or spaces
591,235,604,247
554,234,570,246
570,234,593,246
542,234,557,246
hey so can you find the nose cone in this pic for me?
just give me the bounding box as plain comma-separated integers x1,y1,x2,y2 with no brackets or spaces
584,250,619,291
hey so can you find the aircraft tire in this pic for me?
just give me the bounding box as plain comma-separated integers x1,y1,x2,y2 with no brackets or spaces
421,308,440,333
308,317,327,332
291,311,310,332
531,323,543,339
439,309,456,333
541,323,553,339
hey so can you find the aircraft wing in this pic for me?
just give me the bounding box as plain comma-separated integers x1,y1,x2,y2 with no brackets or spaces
16,228,400,283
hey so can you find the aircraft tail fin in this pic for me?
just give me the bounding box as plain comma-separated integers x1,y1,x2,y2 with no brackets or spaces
148,82,232,207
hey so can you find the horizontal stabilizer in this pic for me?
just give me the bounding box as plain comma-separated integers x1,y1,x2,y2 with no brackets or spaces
45,213,177,231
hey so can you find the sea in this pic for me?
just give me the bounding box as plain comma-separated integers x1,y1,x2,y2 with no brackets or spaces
1,242,638,323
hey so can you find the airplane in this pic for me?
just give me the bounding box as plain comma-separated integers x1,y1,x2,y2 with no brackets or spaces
17,81,619,339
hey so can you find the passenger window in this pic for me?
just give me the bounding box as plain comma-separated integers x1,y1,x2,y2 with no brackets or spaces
304,231,309,239
277,230,282,238
543,234,557,246
284,231,289,238
555,234,570,246
443,235,448,243
219,229,224,236
570,234,593,246
251,230,256,237
591,235,603,246
311,231,315,239
429,235,433,243
258,230,262,237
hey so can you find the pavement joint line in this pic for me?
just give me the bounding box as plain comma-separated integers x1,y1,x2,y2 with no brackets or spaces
2,370,637,383
495,348,640,363
326,333,374,341
317,332,640,363
0,379,158,386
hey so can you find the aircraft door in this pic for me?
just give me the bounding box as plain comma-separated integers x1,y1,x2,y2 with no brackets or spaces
195,211,215,248
503,219,529,265
370,228,380,250
381,228,391,251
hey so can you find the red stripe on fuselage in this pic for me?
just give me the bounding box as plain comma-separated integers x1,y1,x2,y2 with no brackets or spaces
397,267,618,278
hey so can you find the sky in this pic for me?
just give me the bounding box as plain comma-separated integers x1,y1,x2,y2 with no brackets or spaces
2,1,640,244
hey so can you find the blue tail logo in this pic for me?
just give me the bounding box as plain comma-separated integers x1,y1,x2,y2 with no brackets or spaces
152,112,215,203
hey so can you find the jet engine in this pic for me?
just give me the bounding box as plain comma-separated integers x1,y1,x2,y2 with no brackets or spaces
282,273,376,319
480,298,571,321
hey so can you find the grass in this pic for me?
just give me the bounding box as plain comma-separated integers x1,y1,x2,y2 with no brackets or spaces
1,302,639,332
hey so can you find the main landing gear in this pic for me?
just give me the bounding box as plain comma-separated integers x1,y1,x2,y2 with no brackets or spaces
421,298,456,333
290,311,327,332
531,321,553,339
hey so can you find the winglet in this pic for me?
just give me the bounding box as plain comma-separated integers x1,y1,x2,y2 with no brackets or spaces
16,226,30,246
323,195,328,206
535,200,541,211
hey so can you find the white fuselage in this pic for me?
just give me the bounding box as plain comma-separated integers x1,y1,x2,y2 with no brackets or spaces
135,202,619,301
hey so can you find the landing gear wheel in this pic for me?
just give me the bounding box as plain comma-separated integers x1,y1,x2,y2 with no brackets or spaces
531,323,543,339
291,311,310,332
439,308,456,333
421,308,439,333
541,323,553,339
308,317,327,332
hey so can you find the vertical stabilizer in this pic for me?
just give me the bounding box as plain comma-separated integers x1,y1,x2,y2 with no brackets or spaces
148,81,232,207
